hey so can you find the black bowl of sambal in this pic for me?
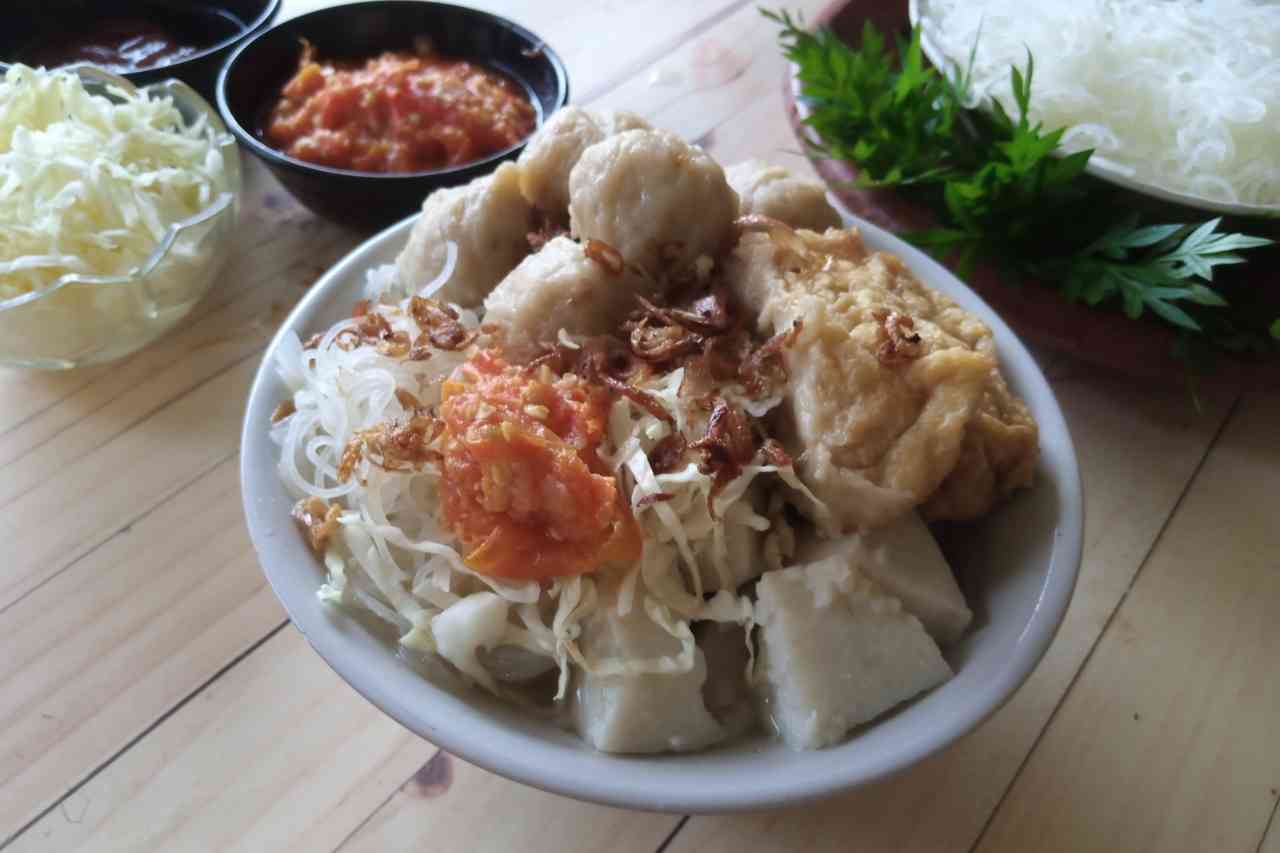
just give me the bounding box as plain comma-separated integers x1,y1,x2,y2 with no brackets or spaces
215,1,569,227
2,0,281,98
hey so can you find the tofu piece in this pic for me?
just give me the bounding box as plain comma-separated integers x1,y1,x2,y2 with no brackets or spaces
755,557,952,750
573,608,726,754
799,513,973,646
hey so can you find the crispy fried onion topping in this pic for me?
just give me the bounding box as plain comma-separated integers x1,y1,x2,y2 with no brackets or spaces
338,414,445,481
740,320,802,395
647,433,687,474
584,239,625,275
292,496,342,554
531,337,672,425
873,310,923,366
410,296,477,351
271,399,296,423
734,213,817,271
621,288,799,400
624,286,733,363
689,395,757,508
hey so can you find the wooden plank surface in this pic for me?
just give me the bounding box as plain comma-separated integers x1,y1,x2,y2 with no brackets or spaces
8,627,677,853
0,458,283,840
2,1,1276,852
973,393,1280,853
1264,809,1280,853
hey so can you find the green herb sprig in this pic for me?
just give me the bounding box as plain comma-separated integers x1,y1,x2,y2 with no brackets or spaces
766,9,1277,361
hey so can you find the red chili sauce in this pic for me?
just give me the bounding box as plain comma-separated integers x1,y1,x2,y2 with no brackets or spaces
23,20,202,73
264,44,538,173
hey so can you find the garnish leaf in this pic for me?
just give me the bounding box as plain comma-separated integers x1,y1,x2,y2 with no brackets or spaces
767,9,1276,365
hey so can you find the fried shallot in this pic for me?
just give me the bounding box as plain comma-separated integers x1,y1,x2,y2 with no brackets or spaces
292,496,342,554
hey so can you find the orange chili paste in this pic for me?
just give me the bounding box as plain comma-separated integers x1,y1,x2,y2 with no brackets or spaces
439,351,641,582
264,43,537,173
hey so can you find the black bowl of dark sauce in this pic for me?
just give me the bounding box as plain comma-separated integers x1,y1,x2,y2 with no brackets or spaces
3,0,280,98
216,1,569,228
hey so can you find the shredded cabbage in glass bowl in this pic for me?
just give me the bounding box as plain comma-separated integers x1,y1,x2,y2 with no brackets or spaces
0,63,241,369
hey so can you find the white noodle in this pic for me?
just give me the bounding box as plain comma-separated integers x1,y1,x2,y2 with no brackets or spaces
921,0,1280,205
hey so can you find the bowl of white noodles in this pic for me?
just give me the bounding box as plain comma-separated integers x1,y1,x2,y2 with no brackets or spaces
912,0,1280,217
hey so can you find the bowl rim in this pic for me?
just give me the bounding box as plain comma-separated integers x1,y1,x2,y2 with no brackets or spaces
5,0,282,76
142,0,283,71
0,64,240,314
905,0,1280,219
239,210,1084,813
214,0,570,182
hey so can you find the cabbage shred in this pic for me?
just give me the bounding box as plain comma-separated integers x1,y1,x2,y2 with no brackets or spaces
0,65,231,300
275,263,827,702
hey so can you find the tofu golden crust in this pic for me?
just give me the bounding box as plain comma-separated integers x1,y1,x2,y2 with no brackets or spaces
922,368,1039,521
724,222,1034,530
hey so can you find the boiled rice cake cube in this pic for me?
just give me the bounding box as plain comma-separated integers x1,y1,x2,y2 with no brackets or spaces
799,512,973,646
755,556,952,750
572,607,726,754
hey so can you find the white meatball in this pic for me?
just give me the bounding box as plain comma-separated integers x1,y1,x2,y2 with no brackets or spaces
482,236,652,361
394,162,531,308
517,106,651,215
726,159,842,231
569,129,738,276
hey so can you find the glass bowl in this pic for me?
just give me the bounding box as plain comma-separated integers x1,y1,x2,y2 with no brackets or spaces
0,64,241,370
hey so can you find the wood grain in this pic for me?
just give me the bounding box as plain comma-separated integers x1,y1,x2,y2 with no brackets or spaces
7,628,676,853
1263,808,1280,853
336,754,679,853
0,458,284,842
973,393,1280,853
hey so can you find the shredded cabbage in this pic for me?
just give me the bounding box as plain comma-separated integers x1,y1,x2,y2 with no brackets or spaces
0,65,231,300
278,257,836,705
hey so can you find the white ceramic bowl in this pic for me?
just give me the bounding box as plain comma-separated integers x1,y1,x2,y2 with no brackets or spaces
240,212,1083,813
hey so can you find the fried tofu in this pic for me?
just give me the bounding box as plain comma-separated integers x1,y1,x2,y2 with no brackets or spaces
725,224,1036,530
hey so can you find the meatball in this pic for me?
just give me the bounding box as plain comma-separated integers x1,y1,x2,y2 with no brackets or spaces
394,162,532,308
482,236,654,361
568,129,738,276
517,107,651,216
726,159,843,231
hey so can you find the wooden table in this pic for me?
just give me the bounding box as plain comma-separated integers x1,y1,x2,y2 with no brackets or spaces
3,2,1278,850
